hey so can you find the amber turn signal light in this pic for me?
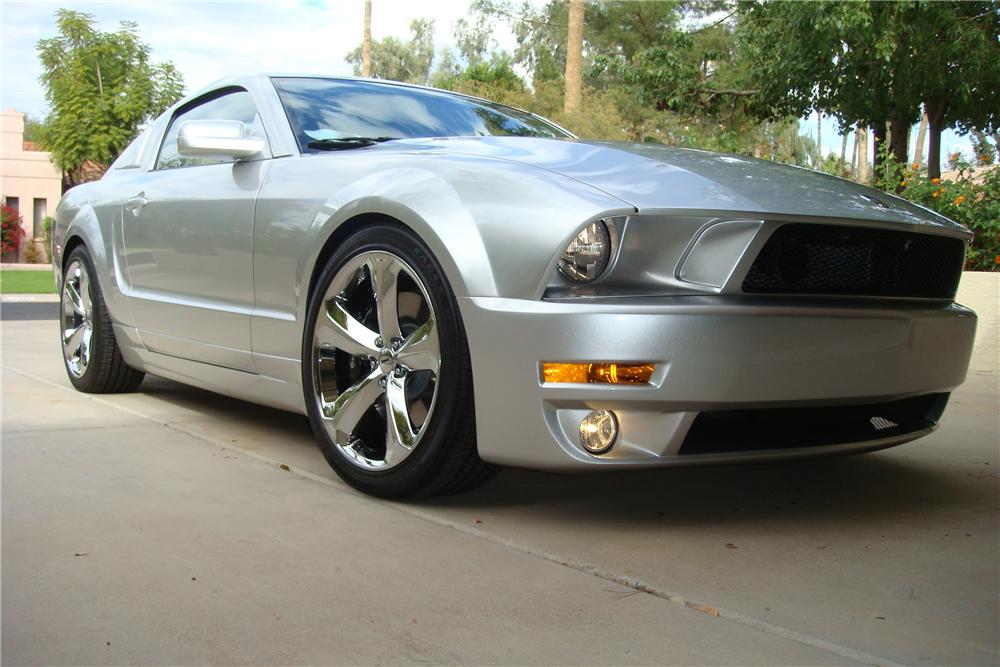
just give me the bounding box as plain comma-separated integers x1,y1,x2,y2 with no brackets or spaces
541,362,655,385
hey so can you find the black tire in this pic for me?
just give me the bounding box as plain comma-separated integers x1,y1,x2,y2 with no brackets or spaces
60,246,145,393
302,223,497,498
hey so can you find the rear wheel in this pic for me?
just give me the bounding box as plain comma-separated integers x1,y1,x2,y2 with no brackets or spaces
302,224,496,498
60,247,144,393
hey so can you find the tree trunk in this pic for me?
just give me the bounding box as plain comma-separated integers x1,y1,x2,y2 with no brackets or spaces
887,116,910,191
856,126,870,184
913,111,928,167
925,99,945,180
362,0,373,78
850,129,858,179
563,0,585,114
815,111,822,168
839,132,848,176
888,116,909,165
872,122,887,184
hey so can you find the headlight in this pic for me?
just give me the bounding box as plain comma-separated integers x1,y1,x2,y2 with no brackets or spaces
558,220,611,283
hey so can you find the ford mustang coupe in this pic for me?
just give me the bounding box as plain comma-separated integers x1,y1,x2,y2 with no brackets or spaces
53,74,977,497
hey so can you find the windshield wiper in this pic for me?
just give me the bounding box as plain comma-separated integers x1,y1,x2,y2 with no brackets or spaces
306,136,398,151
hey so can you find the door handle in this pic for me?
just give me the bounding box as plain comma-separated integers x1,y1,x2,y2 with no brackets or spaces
125,193,147,216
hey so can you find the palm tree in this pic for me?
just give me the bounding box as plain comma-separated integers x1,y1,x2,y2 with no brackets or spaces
563,0,584,114
856,126,870,184
362,0,373,78
913,111,928,167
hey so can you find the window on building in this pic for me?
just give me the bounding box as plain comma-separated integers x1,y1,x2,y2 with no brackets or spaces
33,198,46,238
4,196,19,212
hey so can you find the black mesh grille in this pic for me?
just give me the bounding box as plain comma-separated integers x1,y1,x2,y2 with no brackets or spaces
679,393,948,456
742,224,965,299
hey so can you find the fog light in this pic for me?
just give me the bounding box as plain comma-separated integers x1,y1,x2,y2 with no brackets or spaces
579,410,618,454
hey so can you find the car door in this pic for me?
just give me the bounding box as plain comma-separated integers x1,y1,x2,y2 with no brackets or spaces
122,89,270,372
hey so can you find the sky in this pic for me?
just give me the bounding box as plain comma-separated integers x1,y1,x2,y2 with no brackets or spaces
0,0,974,162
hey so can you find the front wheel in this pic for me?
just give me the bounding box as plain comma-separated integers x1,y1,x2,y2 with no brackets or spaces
60,246,144,393
302,224,496,498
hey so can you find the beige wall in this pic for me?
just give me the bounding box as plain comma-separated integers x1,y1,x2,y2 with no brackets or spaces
1,109,62,261
956,271,999,377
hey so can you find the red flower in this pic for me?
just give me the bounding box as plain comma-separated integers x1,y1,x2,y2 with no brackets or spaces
1,203,26,255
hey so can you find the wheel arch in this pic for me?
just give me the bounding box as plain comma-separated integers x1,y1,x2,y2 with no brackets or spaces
298,190,498,327
304,210,465,314
61,234,87,272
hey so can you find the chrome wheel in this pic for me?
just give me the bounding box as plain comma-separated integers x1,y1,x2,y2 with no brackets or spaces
61,259,94,378
312,251,441,471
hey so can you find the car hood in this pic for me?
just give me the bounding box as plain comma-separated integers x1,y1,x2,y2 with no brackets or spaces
392,137,967,234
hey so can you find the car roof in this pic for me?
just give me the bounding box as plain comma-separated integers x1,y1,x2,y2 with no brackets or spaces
186,73,513,114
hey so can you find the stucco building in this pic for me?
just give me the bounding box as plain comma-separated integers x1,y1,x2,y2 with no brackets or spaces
1,109,62,262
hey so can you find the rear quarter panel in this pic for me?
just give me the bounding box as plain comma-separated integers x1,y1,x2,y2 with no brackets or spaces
54,177,139,328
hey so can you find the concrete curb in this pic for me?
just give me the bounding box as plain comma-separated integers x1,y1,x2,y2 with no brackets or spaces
1,263,53,271
1,293,59,303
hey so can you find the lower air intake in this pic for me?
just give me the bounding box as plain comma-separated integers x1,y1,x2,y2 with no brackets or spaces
679,393,949,456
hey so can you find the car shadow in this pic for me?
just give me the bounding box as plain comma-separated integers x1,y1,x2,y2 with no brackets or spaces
427,454,975,529
136,375,977,529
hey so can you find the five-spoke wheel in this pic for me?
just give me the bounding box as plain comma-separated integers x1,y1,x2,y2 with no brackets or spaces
61,258,95,378
312,251,441,470
58,246,144,393
303,224,495,497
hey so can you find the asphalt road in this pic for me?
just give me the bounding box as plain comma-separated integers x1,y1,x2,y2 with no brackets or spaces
2,282,998,665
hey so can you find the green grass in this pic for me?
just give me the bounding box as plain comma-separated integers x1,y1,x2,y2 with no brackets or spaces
0,269,56,294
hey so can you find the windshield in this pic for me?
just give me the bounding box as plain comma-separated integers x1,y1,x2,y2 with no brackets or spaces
271,77,572,152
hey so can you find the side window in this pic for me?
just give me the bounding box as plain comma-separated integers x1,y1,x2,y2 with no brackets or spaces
155,90,261,170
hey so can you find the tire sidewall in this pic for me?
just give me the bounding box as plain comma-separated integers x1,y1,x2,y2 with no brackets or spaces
60,247,107,392
302,224,469,497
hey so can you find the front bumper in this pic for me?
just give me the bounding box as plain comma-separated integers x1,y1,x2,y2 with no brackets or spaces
458,296,976,471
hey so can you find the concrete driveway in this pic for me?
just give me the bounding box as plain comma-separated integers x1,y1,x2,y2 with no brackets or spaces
3,275,997,666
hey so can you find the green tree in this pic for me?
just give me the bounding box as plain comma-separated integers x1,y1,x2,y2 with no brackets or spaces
346,18,436,84
912,2,1000,179
738,1,1000,181
738,1,919,179
971,130,997,166
474,0,569,85
36,9,184,185
22,114,46,145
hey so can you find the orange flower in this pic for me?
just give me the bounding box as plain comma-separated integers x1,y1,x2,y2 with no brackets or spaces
931,177,940,184
995,255,1000,265
911,162,919,169
900,180,907,187
954,195,966,205
932,191,939,198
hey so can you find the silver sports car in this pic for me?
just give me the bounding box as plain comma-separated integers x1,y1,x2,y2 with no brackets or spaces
53,74,977,497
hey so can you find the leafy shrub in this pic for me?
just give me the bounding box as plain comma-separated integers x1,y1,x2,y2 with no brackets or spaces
24,242,44,264
878,160,1000,271
1,204,26,258
41,216,55,262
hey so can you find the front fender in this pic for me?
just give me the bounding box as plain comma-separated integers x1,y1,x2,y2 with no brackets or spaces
251,152,631,362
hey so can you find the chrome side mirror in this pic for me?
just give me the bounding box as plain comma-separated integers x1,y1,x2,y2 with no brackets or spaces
177,120,264,160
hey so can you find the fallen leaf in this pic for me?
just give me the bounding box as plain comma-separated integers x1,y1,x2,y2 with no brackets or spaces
725,543,738,549
279,464,290,471
74,552,88,557
690,603,720,617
